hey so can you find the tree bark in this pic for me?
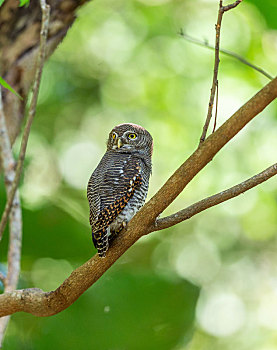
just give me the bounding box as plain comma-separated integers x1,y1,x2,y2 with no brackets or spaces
0,0,88,145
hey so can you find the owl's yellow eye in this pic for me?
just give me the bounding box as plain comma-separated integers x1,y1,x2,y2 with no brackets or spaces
128,133,137,140
112,133,116,140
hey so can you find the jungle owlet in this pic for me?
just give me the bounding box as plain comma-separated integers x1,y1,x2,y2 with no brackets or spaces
87,123,153,258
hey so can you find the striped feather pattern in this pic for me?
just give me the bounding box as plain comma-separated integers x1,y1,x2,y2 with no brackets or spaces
87,124,152,258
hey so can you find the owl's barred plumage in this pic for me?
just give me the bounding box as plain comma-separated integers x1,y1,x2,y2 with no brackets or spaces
87,123,153,257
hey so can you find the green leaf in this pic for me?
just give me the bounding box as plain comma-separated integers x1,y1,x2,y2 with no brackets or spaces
19,0,30,7
0,0,5,6
0,76,23,100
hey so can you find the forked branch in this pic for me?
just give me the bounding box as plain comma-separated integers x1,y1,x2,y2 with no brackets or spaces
199,0,243,144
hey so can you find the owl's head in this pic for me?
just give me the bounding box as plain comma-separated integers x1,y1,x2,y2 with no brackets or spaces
107,123,153,158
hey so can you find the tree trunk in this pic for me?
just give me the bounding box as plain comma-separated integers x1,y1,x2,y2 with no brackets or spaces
0,0,88,145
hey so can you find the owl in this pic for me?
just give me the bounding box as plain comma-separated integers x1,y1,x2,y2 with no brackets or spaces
87,123,153,258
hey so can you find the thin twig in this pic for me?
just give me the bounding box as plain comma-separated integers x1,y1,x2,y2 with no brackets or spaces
212,80,219,133
222,0,243,11
0,0,50,241
179,32,273,80
150,163,277,232
199,0,243,145
199,1,224,144
0,86,22,347
1,190,22,345
0,192,22,346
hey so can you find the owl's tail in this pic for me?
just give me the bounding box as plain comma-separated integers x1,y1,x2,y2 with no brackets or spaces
92,228,109,258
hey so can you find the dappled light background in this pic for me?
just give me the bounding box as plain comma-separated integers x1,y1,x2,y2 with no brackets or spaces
1,0,277,349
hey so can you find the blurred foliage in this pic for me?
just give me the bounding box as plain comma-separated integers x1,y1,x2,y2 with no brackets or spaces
1,0,277,349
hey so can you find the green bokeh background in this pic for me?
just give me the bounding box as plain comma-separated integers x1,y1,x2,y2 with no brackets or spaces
1,0,277,349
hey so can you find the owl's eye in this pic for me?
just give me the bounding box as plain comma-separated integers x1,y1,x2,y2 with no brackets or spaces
128,133,137,140
112,133,116,140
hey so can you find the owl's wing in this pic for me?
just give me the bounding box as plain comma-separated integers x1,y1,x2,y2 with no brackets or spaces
87,155,142,231
87,178,101,227
87,155,142,257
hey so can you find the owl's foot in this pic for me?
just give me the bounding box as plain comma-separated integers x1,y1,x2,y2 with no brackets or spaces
98,251,107,258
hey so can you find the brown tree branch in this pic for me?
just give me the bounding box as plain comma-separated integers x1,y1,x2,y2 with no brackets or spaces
149,163,277,232
0,76,276,318
179,32,273,80
199,0,243,144
0,0,50,241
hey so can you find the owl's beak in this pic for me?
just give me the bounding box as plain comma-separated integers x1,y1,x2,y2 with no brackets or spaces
117,138,123,149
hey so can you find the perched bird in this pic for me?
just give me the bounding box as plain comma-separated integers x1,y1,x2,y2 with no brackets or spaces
87,123,153,258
